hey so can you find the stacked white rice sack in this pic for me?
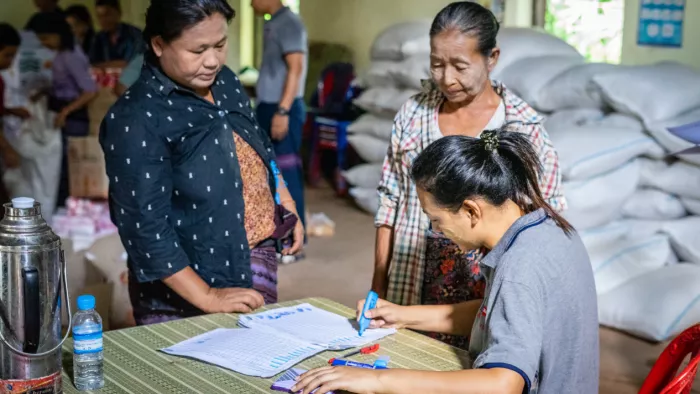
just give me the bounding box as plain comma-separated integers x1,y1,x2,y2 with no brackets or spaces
497,28,700,342
344,21,432,214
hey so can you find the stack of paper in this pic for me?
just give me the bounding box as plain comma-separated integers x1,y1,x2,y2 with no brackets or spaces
239,303,396,350
161,303,396,378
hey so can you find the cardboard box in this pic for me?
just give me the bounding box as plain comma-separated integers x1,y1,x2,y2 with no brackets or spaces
67,137,108,199
88,87,117,136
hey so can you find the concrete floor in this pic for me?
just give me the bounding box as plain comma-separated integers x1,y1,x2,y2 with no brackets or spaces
285,186,699,394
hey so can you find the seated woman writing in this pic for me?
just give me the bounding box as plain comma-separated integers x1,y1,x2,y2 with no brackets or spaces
293,129,599,394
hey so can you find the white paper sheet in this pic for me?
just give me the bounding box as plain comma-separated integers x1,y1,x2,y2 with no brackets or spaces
161,328,325,378
238,303,396,350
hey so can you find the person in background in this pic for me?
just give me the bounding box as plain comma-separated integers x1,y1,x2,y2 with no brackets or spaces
25,0,63,32
251,0,308,245
0,23,30,203
29,12,98,209
293,130,599,394
113,52,143,96
101,0,304,326
65,5,95,57
90,0,143,69
370,1,565,349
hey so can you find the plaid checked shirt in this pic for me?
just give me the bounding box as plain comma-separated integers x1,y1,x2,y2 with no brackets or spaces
375,80,567,306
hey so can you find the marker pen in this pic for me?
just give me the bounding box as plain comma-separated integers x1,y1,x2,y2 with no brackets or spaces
358,290,378,336
330,359,387,369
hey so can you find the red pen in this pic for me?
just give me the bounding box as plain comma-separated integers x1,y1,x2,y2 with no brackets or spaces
328,344,380,365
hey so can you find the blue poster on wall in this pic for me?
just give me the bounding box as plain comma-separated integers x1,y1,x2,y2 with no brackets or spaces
637,0,685,48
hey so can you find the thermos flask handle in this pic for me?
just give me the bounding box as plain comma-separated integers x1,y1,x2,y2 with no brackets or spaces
0,249,73,358
21,267,41,353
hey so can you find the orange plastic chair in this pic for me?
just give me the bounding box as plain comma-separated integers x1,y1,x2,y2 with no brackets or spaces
639,324,700,394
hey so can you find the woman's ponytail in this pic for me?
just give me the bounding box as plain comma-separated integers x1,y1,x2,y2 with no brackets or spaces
488,129,574,235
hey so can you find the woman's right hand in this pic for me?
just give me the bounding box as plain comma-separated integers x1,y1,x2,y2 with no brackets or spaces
356,298,410,330
205,287,265,314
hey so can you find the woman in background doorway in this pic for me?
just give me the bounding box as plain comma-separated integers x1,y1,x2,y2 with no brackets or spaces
29,12,97,209
65,5,96,57
370,1,566,349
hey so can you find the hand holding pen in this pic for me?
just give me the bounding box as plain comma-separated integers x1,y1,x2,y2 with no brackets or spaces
356,297,410,330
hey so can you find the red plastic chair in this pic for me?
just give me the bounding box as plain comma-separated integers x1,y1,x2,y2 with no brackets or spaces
639,324,700,394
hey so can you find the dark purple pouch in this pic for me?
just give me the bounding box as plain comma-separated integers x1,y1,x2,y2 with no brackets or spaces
272,204,298,241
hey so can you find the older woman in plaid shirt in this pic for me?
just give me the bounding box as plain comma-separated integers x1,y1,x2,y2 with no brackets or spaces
370,2,567,349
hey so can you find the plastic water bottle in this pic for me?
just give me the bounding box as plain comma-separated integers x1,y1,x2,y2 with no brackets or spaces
73,294,105,391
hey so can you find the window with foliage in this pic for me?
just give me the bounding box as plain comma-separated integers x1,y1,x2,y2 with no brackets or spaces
545,0,624,63
263,0,300,20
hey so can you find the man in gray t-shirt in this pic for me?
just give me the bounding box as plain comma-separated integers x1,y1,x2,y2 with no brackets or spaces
252,0,308,234
470,209,600,393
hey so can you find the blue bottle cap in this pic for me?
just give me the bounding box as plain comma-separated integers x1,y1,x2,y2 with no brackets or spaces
77,294,96,310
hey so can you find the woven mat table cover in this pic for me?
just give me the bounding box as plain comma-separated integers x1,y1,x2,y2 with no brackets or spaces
60,298,470,393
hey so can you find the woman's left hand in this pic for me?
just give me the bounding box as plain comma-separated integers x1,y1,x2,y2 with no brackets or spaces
291,366,383,394
270,113,289,141
283,214,305,255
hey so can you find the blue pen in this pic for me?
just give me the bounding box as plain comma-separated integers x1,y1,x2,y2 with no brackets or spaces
358,290,379,336
331,359,388,369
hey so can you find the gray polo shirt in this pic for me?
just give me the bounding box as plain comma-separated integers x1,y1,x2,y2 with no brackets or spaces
256,7,308,104
469,209,599,394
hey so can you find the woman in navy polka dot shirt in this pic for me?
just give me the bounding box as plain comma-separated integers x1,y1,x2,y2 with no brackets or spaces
99,0,304,326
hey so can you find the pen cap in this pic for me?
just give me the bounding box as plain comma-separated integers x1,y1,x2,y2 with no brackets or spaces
374,356,390,368
358,290,379,335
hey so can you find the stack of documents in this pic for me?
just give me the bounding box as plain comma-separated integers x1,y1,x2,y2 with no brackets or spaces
161,303,396,377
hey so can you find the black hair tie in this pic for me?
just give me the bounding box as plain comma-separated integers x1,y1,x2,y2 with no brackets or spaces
481,130,499,153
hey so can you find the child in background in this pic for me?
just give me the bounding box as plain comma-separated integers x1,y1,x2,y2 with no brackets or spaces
65,5,96,57
0,23,31,203
28,13,97,208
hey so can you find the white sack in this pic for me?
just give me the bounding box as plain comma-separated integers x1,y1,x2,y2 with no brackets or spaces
563,160,640,230
349,187,379,215
370,20,432,61
580,219,676,264
587,113,646,130
644,107,700,166
498,55,584,111
348,114,394,141
363,61,401,88
588,233,671,295
616,219,674,245
592,62,700,123
548,123,663,180
639,158,700,200
681,198,700,215
662,217,700,264
4,99,62,221
621,188,687,220
354,87,418,118
491,27,582,79
342,164,383,190
536,63,618,112
544,109,604,132
388,56,429,90
347,134,389,163
598,263,700,342
578,221,630,251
